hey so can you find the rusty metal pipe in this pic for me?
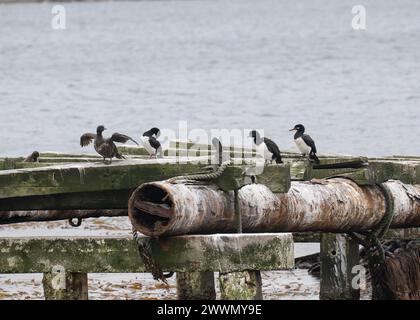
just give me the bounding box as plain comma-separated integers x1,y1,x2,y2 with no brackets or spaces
128,178,420,237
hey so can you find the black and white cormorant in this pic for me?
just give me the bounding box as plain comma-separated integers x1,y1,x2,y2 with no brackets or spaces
248,130,283,164
141,127,162,159
80,125,139,164
289,124,320,164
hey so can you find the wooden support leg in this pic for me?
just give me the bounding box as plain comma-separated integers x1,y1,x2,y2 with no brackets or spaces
320,233,360,300
42,267,88,300
219,271,263,300
176,271,216,300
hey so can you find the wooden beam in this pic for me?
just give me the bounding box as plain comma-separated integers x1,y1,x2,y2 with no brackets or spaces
0,233,294,274
320,233,360,300
0,160,207,199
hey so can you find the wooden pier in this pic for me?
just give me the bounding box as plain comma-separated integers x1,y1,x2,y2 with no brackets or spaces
0,140,419,300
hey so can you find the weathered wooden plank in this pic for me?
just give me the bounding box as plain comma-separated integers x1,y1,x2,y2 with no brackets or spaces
248,164,291,193
219,271,263,300
42,271,88,300
211,163,290,193
290,160,419,185
176,272,216,300
0,160,291,212
320,233,360,300
39,152,100,159
38,157,100,163
293,228,420,243
116,146,150,156
0,160,208,199
0,159,53,170
369,161,420,184
0,233,294,274
0,209,127,224
0,189,131,211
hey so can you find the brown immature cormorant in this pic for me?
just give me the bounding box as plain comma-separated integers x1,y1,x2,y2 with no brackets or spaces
24,151,40,163
80,125,139,164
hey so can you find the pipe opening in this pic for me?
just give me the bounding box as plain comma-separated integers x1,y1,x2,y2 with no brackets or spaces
129,184,174,235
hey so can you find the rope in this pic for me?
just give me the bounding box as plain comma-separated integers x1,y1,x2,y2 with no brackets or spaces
166,160,233,183
132,227,173,283
348,183,395,245
348,182,396,288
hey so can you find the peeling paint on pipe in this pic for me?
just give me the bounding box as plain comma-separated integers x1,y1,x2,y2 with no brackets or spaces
128,178,420,237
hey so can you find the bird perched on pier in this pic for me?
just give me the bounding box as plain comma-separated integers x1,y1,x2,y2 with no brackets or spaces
141,127,162,159
248,130,283,164
289,124,320,164
80,125,139,164
24,151,40,163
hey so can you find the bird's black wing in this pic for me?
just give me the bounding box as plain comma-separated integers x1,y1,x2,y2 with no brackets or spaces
110,133,139,145
148,136,161,150
302,134,317,153
80,133,97,147
264,138,283,163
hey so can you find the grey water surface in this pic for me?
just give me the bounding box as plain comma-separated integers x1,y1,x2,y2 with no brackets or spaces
0,0,419,157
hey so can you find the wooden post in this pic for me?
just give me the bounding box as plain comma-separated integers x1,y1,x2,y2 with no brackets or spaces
176,272,216,300
219,271,263,300
42,267,88,300
320,233,360,300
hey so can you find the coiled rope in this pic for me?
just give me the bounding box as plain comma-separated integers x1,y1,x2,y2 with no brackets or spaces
166,160,233,183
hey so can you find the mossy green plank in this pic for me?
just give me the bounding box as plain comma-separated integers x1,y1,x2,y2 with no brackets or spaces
0,161,206,199
117,146,150,156
39,152,100,159
38,157,99,163
0,233,294,273
369,161,419,184
251,164,291,193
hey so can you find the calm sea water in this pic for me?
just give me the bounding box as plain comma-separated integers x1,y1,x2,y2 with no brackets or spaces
0,0,419,157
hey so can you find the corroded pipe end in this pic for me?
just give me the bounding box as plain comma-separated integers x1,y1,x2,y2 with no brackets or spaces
128,182,175,237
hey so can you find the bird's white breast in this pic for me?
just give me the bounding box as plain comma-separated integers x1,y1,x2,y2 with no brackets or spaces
256,142,273,161
294,137,311,155
140,136,156,154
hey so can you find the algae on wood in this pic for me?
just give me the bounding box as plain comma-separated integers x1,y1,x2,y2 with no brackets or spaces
219,271,263,300
0,233,294,274
43,271,88,300
176,272,216,300
320,233,360,300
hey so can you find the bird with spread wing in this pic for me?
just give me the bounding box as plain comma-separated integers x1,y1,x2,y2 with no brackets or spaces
80,125,139,164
